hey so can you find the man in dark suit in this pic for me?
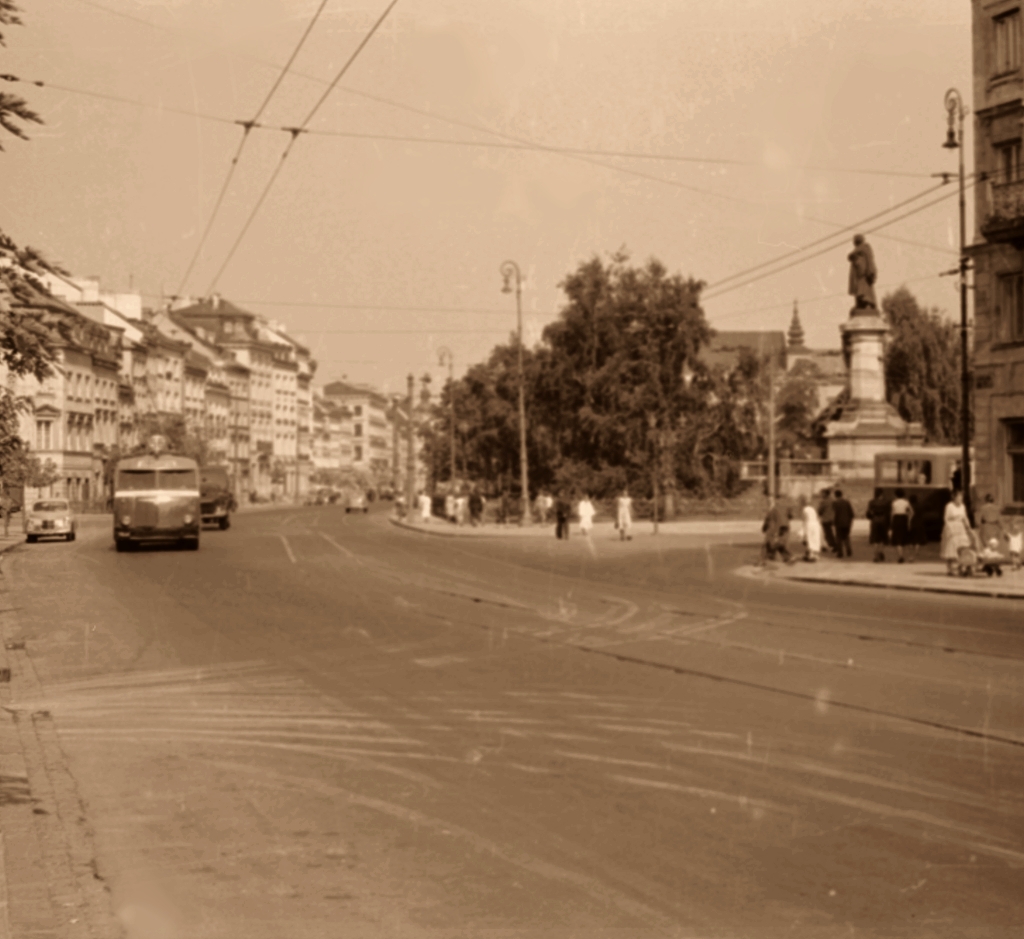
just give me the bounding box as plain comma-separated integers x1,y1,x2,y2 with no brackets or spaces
832,489,855,558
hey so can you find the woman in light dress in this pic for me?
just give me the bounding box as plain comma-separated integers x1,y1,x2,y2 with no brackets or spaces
615,489,633,541
577,494,596,536
940,490,973,575
799,494,823,561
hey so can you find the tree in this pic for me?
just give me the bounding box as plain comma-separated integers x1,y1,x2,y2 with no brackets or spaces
0,1,42,148
538,252,710,499
882,286,963,444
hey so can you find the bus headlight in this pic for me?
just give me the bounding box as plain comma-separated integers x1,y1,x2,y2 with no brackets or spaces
120,514,131,526
183,513,194,525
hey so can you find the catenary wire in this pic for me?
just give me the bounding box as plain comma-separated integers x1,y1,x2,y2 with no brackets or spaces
58,1,938,180
205,0,400,294
703,180,977,302
174,0,332,297
706,179,952,290
5,70,960,259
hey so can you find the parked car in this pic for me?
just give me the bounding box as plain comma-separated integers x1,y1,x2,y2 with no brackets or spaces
24,498,76,543
344,489,368,513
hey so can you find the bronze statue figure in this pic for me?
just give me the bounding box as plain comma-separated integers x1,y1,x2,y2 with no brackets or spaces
848,234,877,312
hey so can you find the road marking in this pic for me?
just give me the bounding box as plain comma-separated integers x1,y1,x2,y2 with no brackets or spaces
413,655,466,668
319,531,356,559
278,535,297,564
609,775,791,813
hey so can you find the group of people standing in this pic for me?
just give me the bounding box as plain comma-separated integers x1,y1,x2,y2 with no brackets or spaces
762,488,855,563
939,491,1023,575
548,489,632,540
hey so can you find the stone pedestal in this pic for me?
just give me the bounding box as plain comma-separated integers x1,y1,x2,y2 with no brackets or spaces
824,311,923,478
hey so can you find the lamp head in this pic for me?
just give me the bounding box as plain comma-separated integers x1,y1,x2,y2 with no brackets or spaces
943,126,959,150
501,274,513,294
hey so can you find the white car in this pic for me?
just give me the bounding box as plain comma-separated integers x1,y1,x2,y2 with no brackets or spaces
24,499,76,543
345,490,368,513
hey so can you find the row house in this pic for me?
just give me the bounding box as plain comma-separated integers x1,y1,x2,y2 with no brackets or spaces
171,296,321,500
5,281,122,506
311,396,353,479
321,380,393,485
970,0,1024,514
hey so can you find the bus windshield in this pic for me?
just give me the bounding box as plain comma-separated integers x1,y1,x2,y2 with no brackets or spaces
118,470,157,491
117,469,198,491
160,469,198,490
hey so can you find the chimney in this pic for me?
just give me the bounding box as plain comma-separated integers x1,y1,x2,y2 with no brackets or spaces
210,292,221,310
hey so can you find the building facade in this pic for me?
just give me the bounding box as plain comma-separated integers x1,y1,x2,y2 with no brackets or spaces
321,380,393,487
971,0,1024,511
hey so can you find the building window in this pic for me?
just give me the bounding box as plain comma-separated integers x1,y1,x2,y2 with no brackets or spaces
354,445,363,462
1007,421,1024,502
36,420,52,450
354,423,363,437
995,10,1022,74
996,140,1022,184
997,271,1024,341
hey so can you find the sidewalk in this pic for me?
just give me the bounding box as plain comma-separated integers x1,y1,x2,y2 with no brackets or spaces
738,557,1024,600
391,515,1024,600
391,515,870,539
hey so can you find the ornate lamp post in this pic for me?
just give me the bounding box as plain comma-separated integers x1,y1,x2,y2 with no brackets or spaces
944,87,972,518
437,347,456,486
500,260,530,525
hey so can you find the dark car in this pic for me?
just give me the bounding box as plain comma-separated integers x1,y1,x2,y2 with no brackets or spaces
200,466,236,530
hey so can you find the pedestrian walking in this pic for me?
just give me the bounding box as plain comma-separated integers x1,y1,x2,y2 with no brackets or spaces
817,488,838,556
941,490,974,576
615,489,633,541
799,495,823,561
469,489,484,526
761,501,793,563
977,494,1004,549
555,493,571,540
889,488,914,564
577,494,596,536
866,490,890,563
832,489,854,558
418,491,432,523
455,492,468,526
444,492,456,523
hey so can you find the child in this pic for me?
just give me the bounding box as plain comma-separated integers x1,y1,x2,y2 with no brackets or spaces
979,537,1005,578
1007,517,1023,571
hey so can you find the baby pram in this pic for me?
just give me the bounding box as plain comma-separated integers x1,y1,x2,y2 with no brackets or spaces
956,542,1005,577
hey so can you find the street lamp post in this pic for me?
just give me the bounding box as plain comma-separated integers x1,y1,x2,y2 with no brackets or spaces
437,347,456,487
500,260,530,526
944,87,972,519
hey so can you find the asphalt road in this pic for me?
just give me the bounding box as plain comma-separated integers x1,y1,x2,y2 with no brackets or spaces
3,505,1023,938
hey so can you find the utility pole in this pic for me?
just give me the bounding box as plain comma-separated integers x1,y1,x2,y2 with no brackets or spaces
438,347,456,486
405,373,416,517
944,88,972,519
500,261,530,525
767,356,776,507
391,396,400,494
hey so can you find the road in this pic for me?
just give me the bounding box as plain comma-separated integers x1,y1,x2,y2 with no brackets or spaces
2,505,1022,938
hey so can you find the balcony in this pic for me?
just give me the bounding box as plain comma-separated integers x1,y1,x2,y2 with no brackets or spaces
982,178,1024,242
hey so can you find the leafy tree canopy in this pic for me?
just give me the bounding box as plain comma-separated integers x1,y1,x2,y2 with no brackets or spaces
882,286,963,444
0,1,42,148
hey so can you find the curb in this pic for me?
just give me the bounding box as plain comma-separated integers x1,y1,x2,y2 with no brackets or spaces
388,516,551,538
737,565,1024,601
783,573,1024,601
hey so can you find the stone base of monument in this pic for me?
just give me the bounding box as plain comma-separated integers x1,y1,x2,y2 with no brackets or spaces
824,310,924,479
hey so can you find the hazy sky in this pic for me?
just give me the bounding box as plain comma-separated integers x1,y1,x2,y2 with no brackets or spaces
4,0,971,394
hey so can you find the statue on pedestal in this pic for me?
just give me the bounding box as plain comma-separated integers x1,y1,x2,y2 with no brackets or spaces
847,234,877,314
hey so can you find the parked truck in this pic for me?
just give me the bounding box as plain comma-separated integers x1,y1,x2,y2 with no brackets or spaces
199,465,236,530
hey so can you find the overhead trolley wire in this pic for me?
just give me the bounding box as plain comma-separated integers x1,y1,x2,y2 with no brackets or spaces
174,0,332,297
706,179,951,291
206,0,401,294
703,179,977,302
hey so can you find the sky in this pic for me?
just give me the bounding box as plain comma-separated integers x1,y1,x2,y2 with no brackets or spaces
3,0,972,395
